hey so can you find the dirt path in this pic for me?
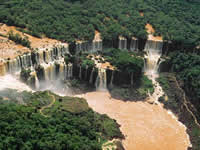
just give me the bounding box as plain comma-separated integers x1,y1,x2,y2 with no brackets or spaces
174,78,200,128
39,92,56,117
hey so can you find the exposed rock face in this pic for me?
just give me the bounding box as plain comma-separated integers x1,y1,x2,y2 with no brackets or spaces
0,23,167,91
145,24,163,42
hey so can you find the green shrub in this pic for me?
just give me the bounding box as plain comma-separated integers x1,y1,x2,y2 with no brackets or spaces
20,68,31,82
8,31,31,48
0,0,199,48
70,79,80,87
138,75,154,95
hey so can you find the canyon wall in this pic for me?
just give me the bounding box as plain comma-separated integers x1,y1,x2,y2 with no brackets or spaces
0,26,166,91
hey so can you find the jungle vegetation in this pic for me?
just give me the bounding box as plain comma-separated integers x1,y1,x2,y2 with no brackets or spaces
0,89,124,150
168,52,200,111
0,0,199,49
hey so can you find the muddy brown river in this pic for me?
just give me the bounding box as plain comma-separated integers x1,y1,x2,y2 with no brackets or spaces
79,91,191,150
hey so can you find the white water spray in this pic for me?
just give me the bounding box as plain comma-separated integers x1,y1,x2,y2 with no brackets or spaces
144,40,164,104
95,68,107,91
0,75,33,92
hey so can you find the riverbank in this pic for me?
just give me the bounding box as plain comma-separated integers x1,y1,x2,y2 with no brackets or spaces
157,73,200,150
78,91,191,150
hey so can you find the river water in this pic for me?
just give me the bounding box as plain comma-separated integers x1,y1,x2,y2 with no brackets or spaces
77,40,191,150
79,91,191,150
0,74,191,150
0,40,192,150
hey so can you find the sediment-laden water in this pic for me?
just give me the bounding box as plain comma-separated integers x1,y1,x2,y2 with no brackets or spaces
79,91,191,150
77,40,191,150
0,36,192,150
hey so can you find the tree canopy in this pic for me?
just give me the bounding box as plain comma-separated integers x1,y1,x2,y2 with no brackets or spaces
0,89,124,150
168,52,200,111
0,0,199,47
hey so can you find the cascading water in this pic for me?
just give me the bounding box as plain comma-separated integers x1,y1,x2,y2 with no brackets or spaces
144,40,163,75
109,70,114,88
89,68,94,84
0,62,6,76
66,64,73,79
7,57,21,73
130,37,138,51
59,63,65,80
144,40,164,104
95,68,107,91
0,74,33,92
119,36,127,50
34,73,40,89
92,41,102,53
0,44,69,91
76,41,102,54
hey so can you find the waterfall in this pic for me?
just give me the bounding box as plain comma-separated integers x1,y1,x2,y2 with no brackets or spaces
66,63,73,79
130,37,138,51
38,51,44,64
40,62,55,81
0,62,6,76
144,40,164,104
0,43,69,92
34,73,40,89
119,36,127,50
66,64,69,79
20,54,32,68
89,68,94,84
59,63,65,80
92,41,102,53
30,71,40,89
92,42,96,53
7,57,21,73
76,42,82,53
0,75,33,91
64,64,67,80
144,40,163,75
44,50,50,63
49,62,55,80
76,40,102,54
110,70,114,88
42,64,49,81
95,68,107,91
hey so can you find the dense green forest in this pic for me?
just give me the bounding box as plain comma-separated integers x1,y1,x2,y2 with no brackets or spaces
101,48,143,76
168,53,200,110
0,0,200,149
0,89,124,150
0,0,199,49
